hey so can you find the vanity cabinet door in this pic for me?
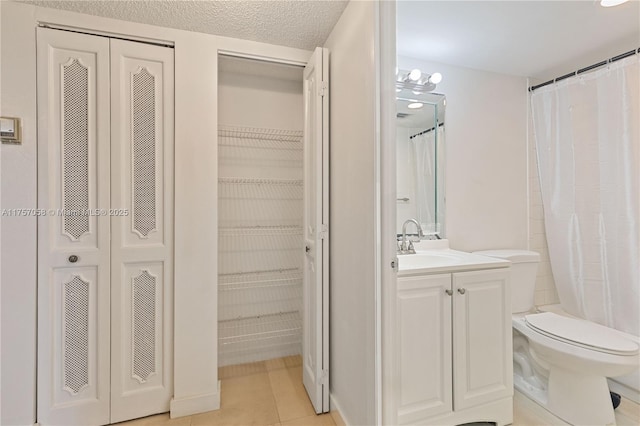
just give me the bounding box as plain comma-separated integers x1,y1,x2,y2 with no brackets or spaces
452,269,512,411
397,274,452,424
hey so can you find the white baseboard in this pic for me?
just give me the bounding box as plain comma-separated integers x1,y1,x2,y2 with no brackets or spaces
330,393,351,426
170,381,221,418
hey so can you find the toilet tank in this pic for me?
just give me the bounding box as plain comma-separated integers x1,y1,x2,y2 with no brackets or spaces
473,250,541,314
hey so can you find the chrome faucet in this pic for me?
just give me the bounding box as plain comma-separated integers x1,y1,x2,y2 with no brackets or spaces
398,219,424,254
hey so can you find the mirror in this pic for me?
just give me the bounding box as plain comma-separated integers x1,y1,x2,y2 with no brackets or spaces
396,89,445,238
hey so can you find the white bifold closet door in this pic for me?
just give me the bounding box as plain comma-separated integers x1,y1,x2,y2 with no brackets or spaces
302,47,330,414
37,28,174,426
109,38,174,424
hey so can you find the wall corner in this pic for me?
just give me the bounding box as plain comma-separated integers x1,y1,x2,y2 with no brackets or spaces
170,381,221,418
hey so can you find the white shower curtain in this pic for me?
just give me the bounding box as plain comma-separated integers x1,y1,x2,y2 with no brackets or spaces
409,126,444,235
531,55,639,336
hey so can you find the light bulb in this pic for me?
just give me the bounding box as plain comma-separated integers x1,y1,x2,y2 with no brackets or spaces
601,0,629,6
407,102,424,109
408,69,422,81
429,72,443,84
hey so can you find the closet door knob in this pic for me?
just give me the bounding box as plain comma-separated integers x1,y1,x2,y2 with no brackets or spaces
305,246,311,253
68,255,79,263
457,288,466,295
445,289,453,296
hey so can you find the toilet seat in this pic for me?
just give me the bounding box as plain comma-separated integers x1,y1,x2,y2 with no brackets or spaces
524,312,639,356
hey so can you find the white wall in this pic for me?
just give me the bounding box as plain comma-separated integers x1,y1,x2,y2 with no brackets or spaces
398,56,529,252
324,1,379,424
218,62,303,131
0,2,311,423
1,4,37,424
171,30,220,418
396,56,560,305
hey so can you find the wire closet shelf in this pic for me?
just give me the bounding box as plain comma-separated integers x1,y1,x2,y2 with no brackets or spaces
217,125,304,367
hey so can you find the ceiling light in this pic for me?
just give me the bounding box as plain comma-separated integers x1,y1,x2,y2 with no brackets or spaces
429,72,443,84
407,102,424,109
600,0,629,6
408,69,422,81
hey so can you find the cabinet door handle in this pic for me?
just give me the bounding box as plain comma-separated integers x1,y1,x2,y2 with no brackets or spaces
457,288,466,295
445,289,453,296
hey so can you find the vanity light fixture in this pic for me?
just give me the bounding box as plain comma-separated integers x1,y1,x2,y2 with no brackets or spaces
397,69,443,93
407,102,424,109
601,0,629,6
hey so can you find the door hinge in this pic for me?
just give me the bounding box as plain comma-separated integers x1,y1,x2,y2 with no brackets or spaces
391,257,399,271
319,81,328,97
319,224,328,240
320,368,329,385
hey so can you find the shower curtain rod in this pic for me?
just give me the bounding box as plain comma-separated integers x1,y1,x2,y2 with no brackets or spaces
410,122,444,139
528,47,639,92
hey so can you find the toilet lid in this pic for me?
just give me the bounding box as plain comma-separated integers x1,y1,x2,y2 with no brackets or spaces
524,312,639,356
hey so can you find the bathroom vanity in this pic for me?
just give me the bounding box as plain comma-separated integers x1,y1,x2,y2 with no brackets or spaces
394,242,513,426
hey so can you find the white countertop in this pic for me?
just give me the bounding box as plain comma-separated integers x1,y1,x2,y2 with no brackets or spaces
397,240,511,276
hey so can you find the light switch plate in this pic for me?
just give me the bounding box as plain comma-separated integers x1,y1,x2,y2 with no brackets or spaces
1,117,22,144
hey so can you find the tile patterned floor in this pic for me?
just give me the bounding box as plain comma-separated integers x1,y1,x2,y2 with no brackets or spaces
115,356,341,426
116,356,639,426
512,388,640,426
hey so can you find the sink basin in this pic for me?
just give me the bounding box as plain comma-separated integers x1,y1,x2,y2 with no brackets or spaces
397,245,510,275
399,252,464,269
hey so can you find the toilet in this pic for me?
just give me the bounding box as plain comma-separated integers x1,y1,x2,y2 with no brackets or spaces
474,249,640,426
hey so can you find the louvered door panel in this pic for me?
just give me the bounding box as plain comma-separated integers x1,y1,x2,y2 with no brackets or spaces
109,39,174,423
37,28,111,426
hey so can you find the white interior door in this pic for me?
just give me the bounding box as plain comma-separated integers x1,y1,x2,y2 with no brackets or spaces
109,39,174,423
37,28,111,426
302,47,330,414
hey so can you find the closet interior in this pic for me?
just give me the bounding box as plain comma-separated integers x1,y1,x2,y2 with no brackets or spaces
217,56,305,367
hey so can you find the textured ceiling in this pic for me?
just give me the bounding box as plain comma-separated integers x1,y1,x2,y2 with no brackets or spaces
18,0,349,50
398,0,640,80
